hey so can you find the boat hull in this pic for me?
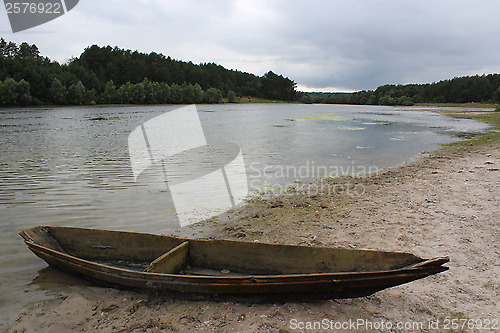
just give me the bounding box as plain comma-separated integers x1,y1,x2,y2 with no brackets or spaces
20,226,449,300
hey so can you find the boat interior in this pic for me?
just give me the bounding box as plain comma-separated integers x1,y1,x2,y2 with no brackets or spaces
21,226,431,277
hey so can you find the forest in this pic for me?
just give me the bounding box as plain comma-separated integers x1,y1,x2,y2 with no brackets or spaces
0,38,499,107
0,38,297,106
300,74,500,106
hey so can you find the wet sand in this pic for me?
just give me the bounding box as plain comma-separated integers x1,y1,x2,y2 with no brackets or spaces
8,141,499,332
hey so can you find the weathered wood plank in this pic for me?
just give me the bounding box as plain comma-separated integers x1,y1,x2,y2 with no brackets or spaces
145,241,189,274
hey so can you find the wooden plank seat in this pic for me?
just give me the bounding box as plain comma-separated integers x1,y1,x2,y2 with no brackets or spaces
144,241,189,274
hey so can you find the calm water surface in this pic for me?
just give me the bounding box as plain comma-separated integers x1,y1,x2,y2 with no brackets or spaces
0,104,490,325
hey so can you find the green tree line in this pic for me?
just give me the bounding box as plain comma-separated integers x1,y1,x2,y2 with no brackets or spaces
0,38,297,106
301,74,500,106
2,38,498,107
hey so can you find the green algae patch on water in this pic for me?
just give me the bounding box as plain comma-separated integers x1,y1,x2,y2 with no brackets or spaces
338,126,366,131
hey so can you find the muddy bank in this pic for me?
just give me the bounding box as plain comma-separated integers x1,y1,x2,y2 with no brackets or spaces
8,142,499,333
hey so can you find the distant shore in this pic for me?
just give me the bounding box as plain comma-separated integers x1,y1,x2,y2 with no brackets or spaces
8,109,499,332
2,100,498,109
415,102,498,109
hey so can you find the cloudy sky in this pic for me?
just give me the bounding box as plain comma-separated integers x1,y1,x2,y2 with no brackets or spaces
1,0,499,92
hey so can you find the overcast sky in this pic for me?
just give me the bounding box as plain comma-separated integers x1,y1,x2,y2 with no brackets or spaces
1,0,499,92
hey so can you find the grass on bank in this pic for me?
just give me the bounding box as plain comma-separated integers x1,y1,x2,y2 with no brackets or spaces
442,110,500,149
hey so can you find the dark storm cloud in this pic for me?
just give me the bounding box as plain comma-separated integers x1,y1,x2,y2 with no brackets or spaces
2,0,499,91
265,0,500,90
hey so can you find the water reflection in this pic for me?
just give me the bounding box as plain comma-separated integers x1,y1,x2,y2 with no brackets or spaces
30,266,92,291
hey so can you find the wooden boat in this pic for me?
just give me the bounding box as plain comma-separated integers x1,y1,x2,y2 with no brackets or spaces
20,226,449,300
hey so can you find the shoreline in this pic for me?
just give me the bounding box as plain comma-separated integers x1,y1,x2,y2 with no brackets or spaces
8,112,499,332
2,101,497,109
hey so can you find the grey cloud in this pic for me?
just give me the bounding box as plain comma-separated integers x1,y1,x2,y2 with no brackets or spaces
5,0,500,91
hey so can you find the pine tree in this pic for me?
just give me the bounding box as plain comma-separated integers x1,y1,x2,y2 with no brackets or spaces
2,78,18,105
227,90,238,103
100,80,117,104
16,79,32,105
50,78,67,104
67,81,86,105
203,88,223,103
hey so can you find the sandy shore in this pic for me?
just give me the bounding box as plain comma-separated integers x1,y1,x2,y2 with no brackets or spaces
9,141,499,332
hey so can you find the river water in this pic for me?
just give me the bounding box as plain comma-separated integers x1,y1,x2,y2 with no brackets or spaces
0,103,491,325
